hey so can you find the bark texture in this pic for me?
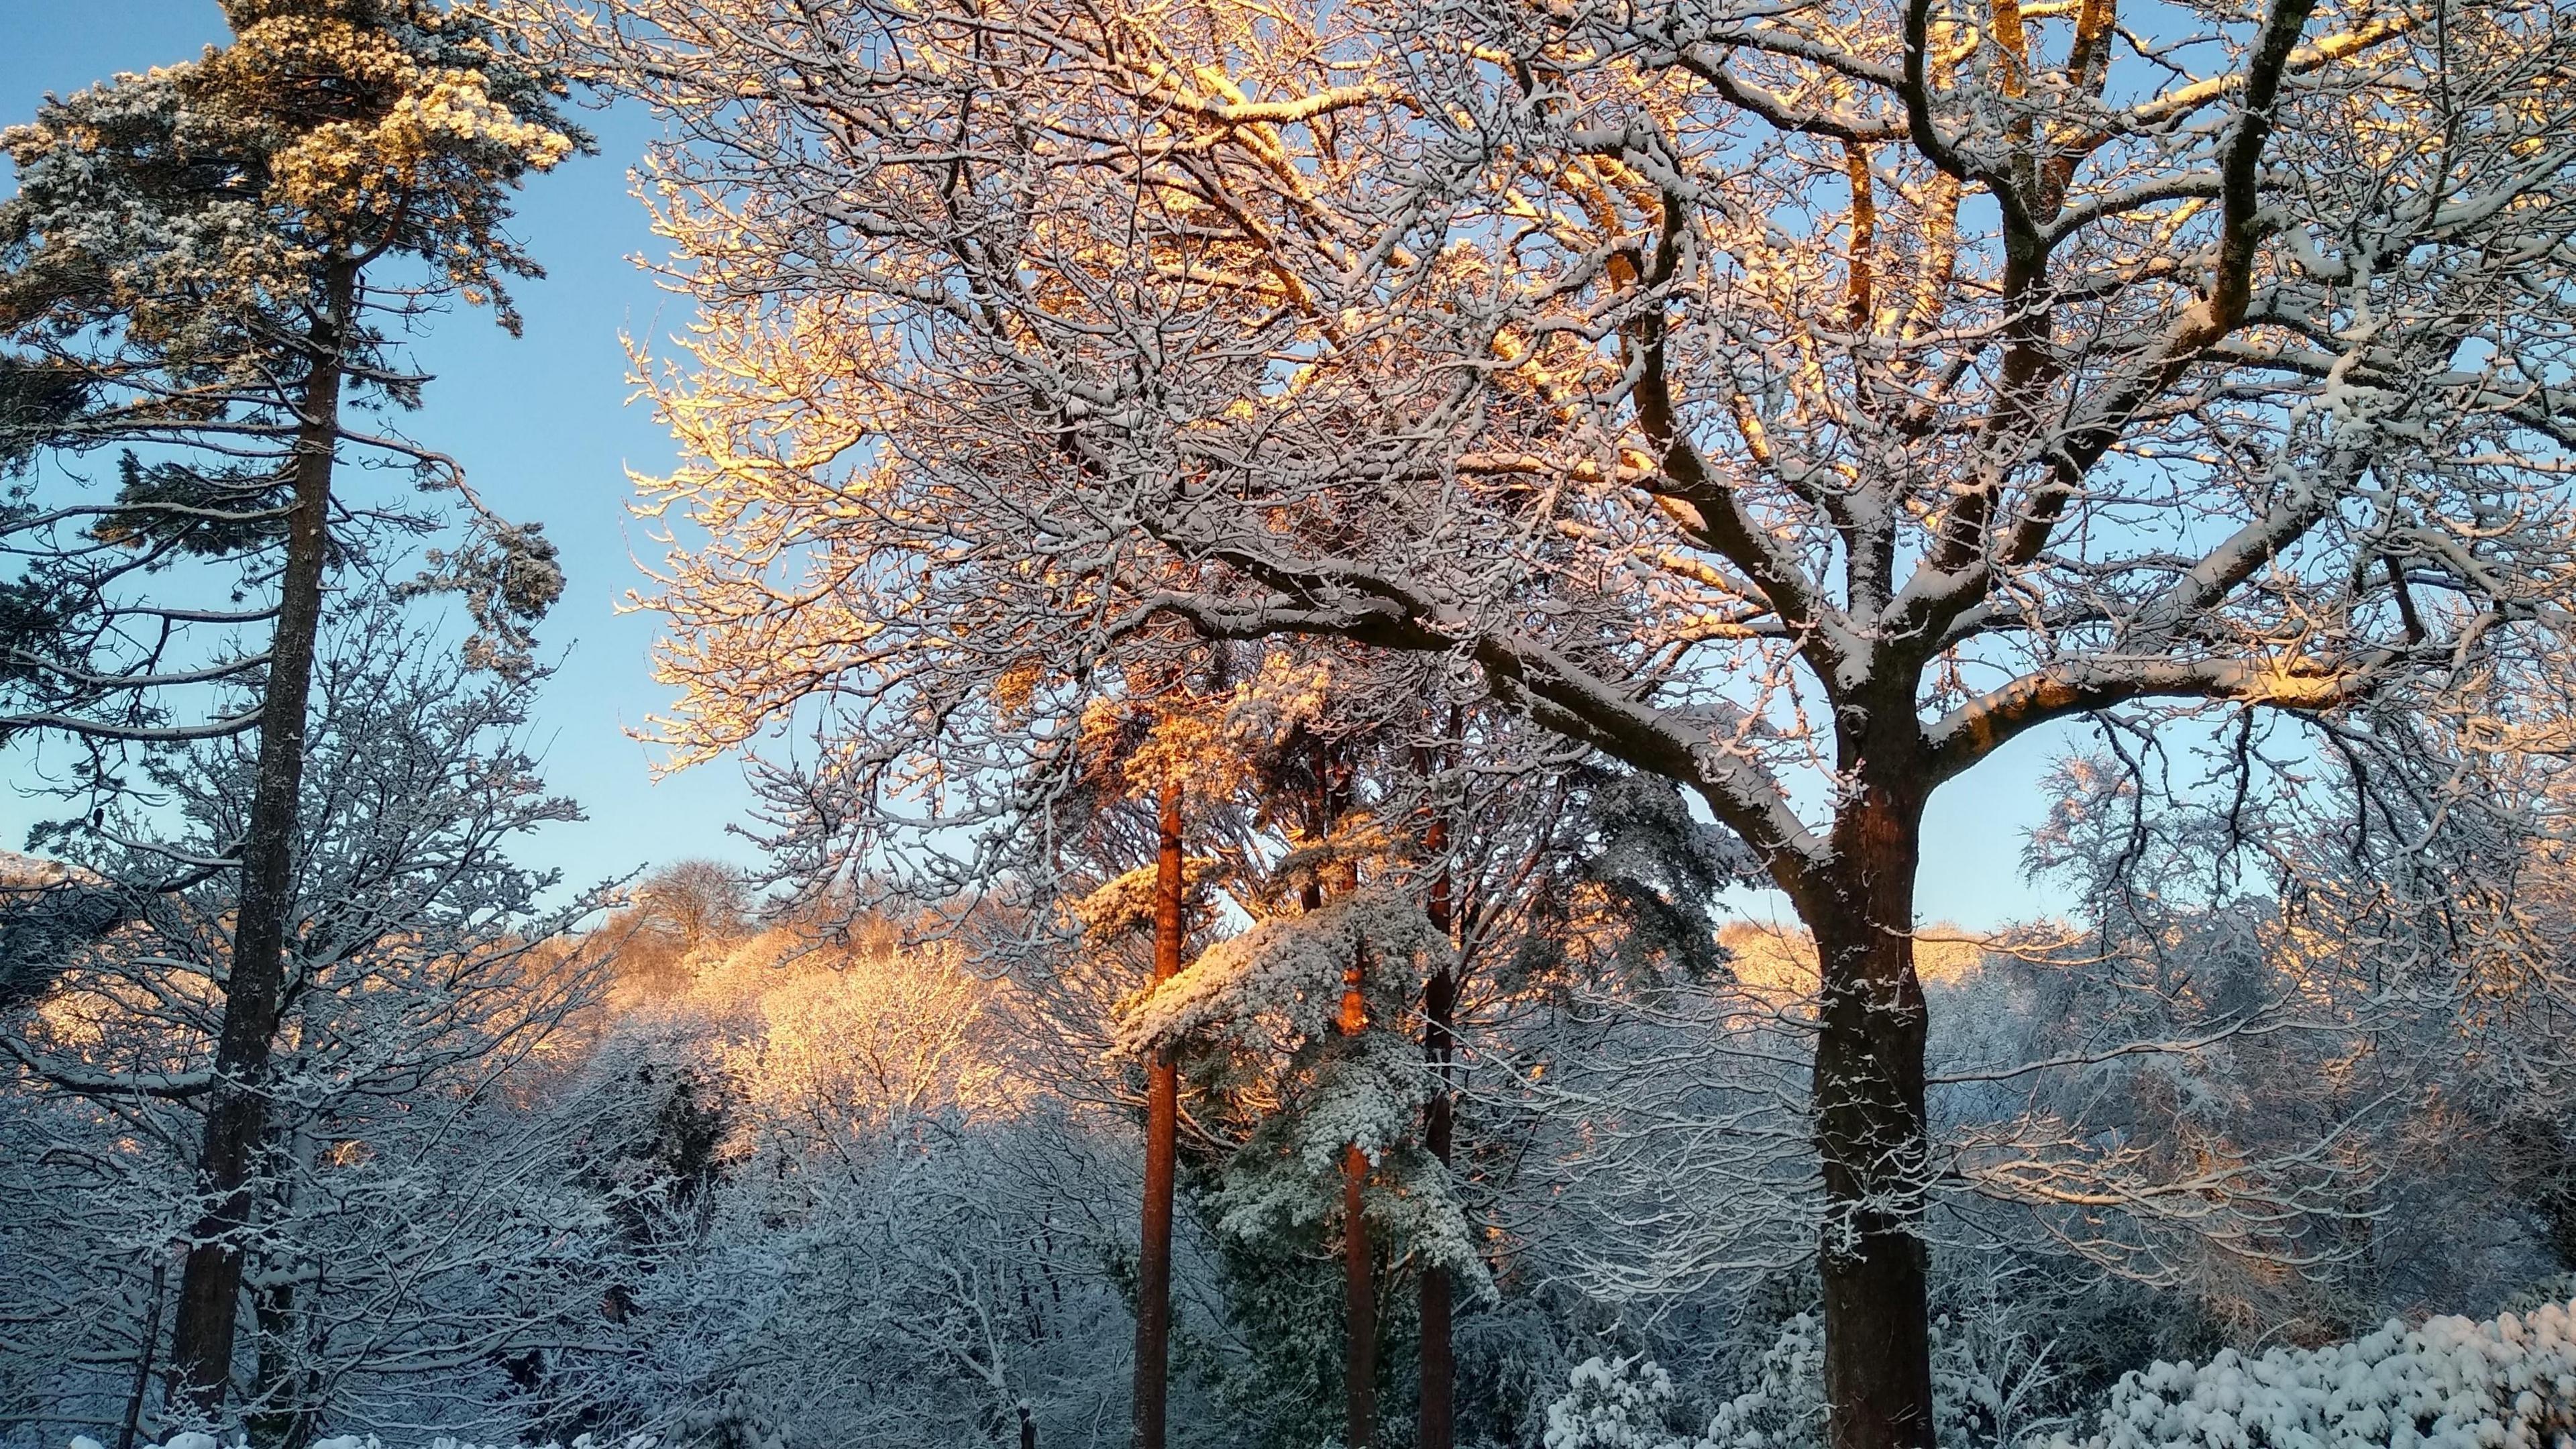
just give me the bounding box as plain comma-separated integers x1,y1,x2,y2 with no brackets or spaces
168,260,354,1411
1338,777,1373,1449
1130,786,1185,1449
1417,780,1456,1449
1810,763,1934,1449
1342,1140,1376,1449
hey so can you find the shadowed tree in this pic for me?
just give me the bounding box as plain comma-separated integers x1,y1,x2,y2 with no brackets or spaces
0,0,582,1412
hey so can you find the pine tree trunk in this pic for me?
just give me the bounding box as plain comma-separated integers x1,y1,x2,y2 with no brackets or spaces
1342,1139,1375,1449
1417,771,1455,1449
1417,1018,1454,1449
1342,934,1374,1449
168,258,354,1413
1309,741,1374,1449
1810,771,1935,1449
1130,785,1184,1449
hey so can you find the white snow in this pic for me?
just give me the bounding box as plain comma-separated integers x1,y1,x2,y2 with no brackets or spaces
94,1436,655,1449
2044,1298,2576,1449
1540,1296,2576,1449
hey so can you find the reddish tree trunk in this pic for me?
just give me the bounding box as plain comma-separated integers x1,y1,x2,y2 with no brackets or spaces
1305,739,1375,1448
1130,786,1185,1449
1342,1140,1376,1449
1810,770,1935,1449
168,260,354,1413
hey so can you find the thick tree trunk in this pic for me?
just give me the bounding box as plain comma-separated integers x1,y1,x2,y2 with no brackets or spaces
1131,786,1184,1449
1810,772,1934,1449
1417,782,1456,1449
168,260,354,1413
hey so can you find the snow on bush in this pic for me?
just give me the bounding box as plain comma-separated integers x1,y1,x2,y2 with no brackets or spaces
84,1298,2576,1449
1546,1354,1696,1449
1702,1312,1829,1449
1543,1296,2576,1449
1538,1328,1830,1449
78,1423,664,1433
77,1436,662,1449
1544,1311,2017,1449
2044,1297,2576,1449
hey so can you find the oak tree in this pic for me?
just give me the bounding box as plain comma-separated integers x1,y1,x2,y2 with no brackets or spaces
568,0,2576,1443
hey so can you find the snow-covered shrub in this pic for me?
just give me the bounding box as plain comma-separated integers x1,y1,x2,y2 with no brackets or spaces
1545,1356,1695,1449
1557,1303,2063,1449
1538,1326,1827,1449
1695,1307,2070,1449
70,1435,661,1449
2042,1297,2576,1449
1702,1314,1827,1449
1550,1295,2576,1449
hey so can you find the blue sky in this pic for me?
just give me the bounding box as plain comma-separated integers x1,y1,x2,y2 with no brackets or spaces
0,1,2068,926
0,0,771,894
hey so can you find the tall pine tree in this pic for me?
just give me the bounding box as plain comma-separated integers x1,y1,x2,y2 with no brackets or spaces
0,0,582,1415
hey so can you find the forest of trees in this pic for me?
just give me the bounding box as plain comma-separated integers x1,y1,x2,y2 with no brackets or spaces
4,1,2576,1448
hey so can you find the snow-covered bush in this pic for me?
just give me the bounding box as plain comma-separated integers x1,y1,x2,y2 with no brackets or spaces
1540,1297,2123,1449
1538,1321,1829,1449
1701,1314,1828,1449
1545,1356,1695,1449
1687,1307,2070,1449
2043,1297,2576,1449
1548,1295,2576,1449
71,1434,661,1449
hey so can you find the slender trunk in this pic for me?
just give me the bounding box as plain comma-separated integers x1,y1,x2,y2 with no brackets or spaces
1417,1002,1455,1449
1810,771,1934,1449
1307,739,1373,1448
117,1260,168,1449
1341,1143,1375,1449
168,259,354,1413
1130,786,1184,1449
1416,747,1456,1449
1341,938,1375,1449
248,1279,308,1449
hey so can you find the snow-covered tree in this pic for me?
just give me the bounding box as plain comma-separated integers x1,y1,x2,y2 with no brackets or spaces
0,1,585,1407
0,615,618,1447
557,914,1155,1449
592,861,756,999
1987,729,2576,1336
1046,653,1747,1446
559,0,2576,1440
1029,652,1442,1448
